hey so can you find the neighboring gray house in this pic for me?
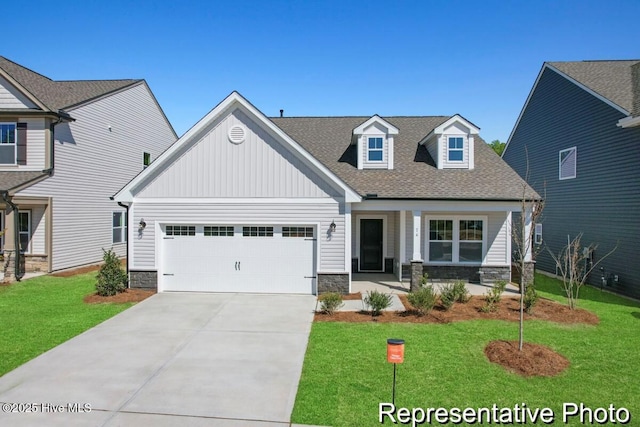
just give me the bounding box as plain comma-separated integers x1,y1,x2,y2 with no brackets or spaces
503,60,640,298
114,91,538,294
0,57,176,280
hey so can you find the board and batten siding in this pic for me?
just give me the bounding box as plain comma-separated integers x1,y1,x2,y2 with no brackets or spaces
130,201,345,272
137,109,340,198
0,75,37,109
17,82,176,271
503,66,640,298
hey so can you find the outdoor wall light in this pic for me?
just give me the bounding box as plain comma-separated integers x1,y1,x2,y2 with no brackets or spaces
330,220,337,233
138,218,147,231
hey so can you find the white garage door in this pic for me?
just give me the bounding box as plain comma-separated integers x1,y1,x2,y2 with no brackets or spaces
161,225,316,294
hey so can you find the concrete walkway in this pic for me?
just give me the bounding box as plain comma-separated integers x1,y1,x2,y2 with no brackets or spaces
0,293,317,426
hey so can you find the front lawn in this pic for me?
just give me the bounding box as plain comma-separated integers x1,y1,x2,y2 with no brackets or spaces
292,273,640,426
0,272,135,376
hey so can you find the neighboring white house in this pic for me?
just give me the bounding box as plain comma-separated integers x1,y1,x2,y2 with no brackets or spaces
0,56,177,280
113,91,539,294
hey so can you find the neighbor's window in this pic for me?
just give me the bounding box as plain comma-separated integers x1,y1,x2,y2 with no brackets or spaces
18,210,31,253
143,152,151,168
448,137,464,161
559,147,577,180
367,137,383,162
534,223,543,245
429,220,453,262
112,212,128,243
0,123,16,165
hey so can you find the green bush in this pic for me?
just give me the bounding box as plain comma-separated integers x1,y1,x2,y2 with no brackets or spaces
420,272,429,286
407,285,437,316
319,292,344,315
524,283,539,314
95,248,127,296
481,281,507,313
440,283,457,311
453,280,471,303
364,290,393,316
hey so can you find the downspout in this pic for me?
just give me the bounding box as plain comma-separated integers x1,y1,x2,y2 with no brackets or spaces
117,201,130,287
1,191,23,281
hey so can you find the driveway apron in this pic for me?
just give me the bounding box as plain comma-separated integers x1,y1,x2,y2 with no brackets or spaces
0,293,317,426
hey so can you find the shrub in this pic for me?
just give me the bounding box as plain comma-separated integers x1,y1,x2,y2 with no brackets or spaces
95,248,127,296
481,281,507,313
524,283,539,314
319,292,344,315
420,272,429,286
453,280,471,303
440,283,457,311
407,285,437,316
364,290,393,316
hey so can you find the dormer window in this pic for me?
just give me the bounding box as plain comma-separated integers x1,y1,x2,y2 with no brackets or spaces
367,137,384,162
448,137,464,162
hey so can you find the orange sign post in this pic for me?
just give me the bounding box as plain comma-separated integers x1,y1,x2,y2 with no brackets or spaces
387,338,405,405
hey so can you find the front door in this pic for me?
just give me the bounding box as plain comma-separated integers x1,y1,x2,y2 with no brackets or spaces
360,219,383,271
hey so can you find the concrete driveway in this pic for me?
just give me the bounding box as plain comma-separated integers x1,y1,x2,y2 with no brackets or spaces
0,293,317,426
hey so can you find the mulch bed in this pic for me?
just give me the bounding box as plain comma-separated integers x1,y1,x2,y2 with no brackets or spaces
485,340,570,377
341,292,362,301
84,289,155,304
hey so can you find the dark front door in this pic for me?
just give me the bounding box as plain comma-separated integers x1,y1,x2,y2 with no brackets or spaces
360,219,383,271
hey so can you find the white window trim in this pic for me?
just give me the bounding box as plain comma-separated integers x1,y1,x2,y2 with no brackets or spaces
424,215,487,265
534,223,543,245
19,210,31,254
366,136,384,163
112,211,128,244
0,122,17,165
355,214,387,272
447,136,465,163
559,146,577,180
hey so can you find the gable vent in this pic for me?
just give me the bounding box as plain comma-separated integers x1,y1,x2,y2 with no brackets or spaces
228,125,246,144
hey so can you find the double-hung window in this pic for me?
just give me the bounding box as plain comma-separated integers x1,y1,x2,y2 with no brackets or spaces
429,220,453,262
559,147,577,180
448,137,464,162
458,220,483,262
367,137,383,162
0,123,16,165
112,211,128,243
428,217,485,263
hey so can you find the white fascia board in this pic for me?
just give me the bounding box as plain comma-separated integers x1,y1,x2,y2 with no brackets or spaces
353,115,399,135
354,199,524,212
617,115,640,128
418,115,480,146
113,91,361,203
0,68,50,111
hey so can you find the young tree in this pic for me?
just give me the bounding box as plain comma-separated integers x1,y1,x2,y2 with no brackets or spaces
489,140,506,156
547,234,617,309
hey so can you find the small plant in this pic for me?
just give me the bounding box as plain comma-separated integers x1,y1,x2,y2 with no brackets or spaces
420,272,429,286
406,285,437,316
440,283,457,311
453,280,471,303
95,248,127,296
481,281,507,313
319,292,344,315
364,290,393,317
523,283,539,314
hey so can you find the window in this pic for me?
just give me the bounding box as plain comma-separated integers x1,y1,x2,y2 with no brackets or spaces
429,220,453,262
166,225,195,236
143,152,151,168
204,226,234,236
242,226,273,237
367,137,383,162
282,226,314,238
112,211,128,243
428,217,485,263
448,137,464,162
559,147,577,179
0,123,16,165
534,223,543,245
18,211,30,253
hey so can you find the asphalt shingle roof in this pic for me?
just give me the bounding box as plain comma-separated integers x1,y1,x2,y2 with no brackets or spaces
0,56,139,112
271,116,539,201
548,60,640,114
0,171,49,192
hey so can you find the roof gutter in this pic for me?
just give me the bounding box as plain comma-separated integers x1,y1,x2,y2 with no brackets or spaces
1,191,24,281
617,115,640,128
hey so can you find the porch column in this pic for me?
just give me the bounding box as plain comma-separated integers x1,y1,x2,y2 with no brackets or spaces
344,203,352,293
410,210,423,292
2,205,16,281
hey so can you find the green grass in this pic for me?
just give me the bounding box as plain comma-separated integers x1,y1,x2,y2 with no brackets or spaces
0,272,135,376
292,273,640,426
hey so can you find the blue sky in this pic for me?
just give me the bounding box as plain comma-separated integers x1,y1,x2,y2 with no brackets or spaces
3,0,639,142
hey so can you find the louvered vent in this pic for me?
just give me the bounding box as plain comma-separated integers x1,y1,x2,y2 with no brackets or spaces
228,125,246,144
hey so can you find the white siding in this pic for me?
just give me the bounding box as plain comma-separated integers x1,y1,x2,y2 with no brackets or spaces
130,201,345,272
20,118,46,171
0,75,36,109
17,82,176,271
29,205,46,254
138,109,338,198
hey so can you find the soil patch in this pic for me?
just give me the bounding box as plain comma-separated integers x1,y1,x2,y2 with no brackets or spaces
485,340,570,377
84,289,155,304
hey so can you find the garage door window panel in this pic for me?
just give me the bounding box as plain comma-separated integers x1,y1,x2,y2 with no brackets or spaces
166,225,196,236
283,226,314,238
243,226,273,237
205,226,234,236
